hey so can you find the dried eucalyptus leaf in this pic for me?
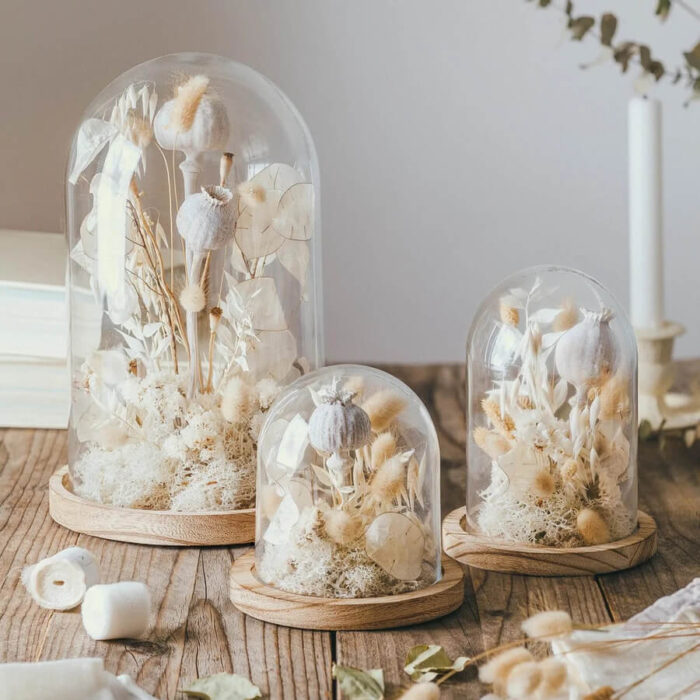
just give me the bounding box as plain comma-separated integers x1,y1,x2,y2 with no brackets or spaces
685,42,700,71
569,16,594,41
404,644,470,683
332,664,384,700
182,672,261,700
655,0,671,20
600,13,617,47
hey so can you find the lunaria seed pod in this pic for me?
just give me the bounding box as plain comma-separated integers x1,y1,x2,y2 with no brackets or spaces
308,379,371,453
555,309,617,388
176,185,235,252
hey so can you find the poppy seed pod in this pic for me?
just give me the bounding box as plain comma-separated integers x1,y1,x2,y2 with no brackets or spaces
176,185,235,252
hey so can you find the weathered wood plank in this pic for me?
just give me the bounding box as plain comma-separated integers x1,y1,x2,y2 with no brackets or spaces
597,437,700,621
0,428,333,699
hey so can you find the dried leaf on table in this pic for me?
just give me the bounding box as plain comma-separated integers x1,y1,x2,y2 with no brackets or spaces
181,672,261,700
332,663,384,700
404,644,469,683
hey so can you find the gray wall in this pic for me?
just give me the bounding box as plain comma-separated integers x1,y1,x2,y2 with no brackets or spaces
1,0,698,360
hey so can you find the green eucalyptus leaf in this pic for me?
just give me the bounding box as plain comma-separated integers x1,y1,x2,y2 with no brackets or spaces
684,42,700,71
613,42,636,73
639,45,652,70
655,0,671,20
539,0,552,6
332,663,384,700
404,644,470,683
181,673,262,700
565,1,574,17
600,13,617,47
569,16,595,41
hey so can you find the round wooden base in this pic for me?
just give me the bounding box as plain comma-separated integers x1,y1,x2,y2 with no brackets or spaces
442,507,657,576
229,551,465,630
48,466,255,546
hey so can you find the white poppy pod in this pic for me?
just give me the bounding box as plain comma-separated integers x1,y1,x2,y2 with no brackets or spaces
65,53,322,517
255,364,441,598
154,92,229,155
308,382,371,453
176,185,235,252
466,266,638,549
555,309,618,388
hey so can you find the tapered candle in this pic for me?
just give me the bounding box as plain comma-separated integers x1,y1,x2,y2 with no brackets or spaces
628,96,664,330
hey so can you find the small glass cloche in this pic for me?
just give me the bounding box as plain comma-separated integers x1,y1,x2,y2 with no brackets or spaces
466,266,638,548
65,53,322,513
255,365,441,598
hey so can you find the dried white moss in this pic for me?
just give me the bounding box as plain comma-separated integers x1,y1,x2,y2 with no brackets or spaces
476,466,633,547
71,370,271,511
258,507,432,598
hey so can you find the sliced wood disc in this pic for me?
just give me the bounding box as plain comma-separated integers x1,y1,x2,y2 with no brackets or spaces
49,466,255,546
229,551,464,630
442,507,657,576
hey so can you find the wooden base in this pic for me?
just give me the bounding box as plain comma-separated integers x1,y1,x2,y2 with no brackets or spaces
442,507,657,576
48,466,255,546
229,551,465,630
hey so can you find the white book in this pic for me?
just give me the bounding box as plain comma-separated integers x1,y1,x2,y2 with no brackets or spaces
0,230,67,359
0,356,69,428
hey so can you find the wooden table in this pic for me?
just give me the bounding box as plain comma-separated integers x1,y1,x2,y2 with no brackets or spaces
1,363,698,699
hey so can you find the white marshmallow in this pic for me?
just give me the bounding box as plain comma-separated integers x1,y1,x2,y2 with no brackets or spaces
81,582,151,640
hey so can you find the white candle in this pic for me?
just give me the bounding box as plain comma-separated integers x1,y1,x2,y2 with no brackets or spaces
628,96,664,329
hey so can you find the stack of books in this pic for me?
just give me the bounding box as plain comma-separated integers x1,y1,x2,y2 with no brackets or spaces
0,230,70,428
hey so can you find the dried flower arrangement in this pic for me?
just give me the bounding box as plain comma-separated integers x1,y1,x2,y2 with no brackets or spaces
256,371,439,598
67,68,315,512
331,580,700,698
470,277,636,547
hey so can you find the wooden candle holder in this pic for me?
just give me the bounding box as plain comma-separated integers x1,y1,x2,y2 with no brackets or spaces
49,466,255,546
229,551,465,630
442,507,657,576
636,322,700,430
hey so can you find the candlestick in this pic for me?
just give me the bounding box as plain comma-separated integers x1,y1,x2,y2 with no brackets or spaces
628,97,664,330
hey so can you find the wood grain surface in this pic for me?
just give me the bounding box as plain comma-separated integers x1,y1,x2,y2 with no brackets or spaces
1,361,699,699
229,552,464,631
49,466,256,546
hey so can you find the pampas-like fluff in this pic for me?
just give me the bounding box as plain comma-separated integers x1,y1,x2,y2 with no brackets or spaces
180,283,206,312
505,661,542,699
521,610,573,640
362,390,407,432
536,658,568,698
478,647,533,684
481,399,515,438
170,75,210,132
371,432,397,470
370,453,407,504
221,377,255,424
577,508,611,545
473,427,511,460
324,509,363,545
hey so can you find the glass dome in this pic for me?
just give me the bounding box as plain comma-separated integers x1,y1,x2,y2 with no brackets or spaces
65,53,323,512
466,266,638,548
255,364,441,598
